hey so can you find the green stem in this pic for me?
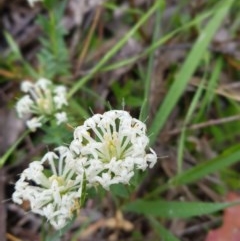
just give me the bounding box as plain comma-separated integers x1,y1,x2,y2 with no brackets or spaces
0,130,30,167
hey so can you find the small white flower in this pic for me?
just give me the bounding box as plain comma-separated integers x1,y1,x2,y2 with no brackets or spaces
115,168,134,184
54,86,67,96
16,78,69,131
21,81,34,93
94,173,117,190
55,112,68,125
36,78,51,89
53,95,68,110
12,147,84,229
12,177,28,204
26,117,43,132
53,86,68,110
16,95,34,118
146,148,158,168
70,110,157,189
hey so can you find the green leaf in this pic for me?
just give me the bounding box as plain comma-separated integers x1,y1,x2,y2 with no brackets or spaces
149,217,181,241
149,0,234,145
140,0,165,121
171,144,240,187
177,65,208,173
193,57,223,123
147,144,240,197
42,124,72,145
80,171,87,206
0,130,30,167
124,199,237,218
4,32,37,76
4,32,22,60
37,2,70,78
110,183,130,199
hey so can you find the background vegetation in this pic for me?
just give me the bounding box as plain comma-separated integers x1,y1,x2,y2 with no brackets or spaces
1,0,240,240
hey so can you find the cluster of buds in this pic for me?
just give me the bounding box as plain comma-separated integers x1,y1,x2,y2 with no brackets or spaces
16,78,68,131
13,110,157,229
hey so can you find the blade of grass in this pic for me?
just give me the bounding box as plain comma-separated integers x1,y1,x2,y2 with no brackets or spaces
146,144,240,198
140,0,165,121
149,217,181,241
69,99,90,120
4,32,37,77
177,55,209,173
68,1,164,98
172,144,240,187
124,199,238,218
148,0,234,145
0,130,30,167
193,58,223,123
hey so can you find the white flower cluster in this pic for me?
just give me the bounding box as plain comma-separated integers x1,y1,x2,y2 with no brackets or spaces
13,110,157,229
70,110,157,189
12,147,83,229
16,78,68,131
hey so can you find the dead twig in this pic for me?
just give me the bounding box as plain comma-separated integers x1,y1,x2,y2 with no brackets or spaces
75,5,102,74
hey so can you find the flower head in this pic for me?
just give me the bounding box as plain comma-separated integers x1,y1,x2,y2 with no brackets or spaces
16,78,68,131
70,110,157,190
12,147,83,229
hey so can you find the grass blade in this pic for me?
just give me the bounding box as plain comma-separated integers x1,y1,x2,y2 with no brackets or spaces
193,57,223,123
145,144,240,198
140,0,165,121
149,217,181,241
0,130,30,167
177,59,208,173
149,0,234,145
124,199,237,218
171,144,240,187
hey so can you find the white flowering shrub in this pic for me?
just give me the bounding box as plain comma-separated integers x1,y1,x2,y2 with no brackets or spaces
12,110,157,229
16,78,68,131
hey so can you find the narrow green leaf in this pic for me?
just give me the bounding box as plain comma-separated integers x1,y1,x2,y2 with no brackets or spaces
80,171,87,206
146,144,240,198
124,199,236,218
149,0,234,145
171,144,240,187
4,32,22,60
0,130,30,167
4,32,37,77
149,217,181,241
193,58,223,123
177,71,207,173
140,0,165,121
